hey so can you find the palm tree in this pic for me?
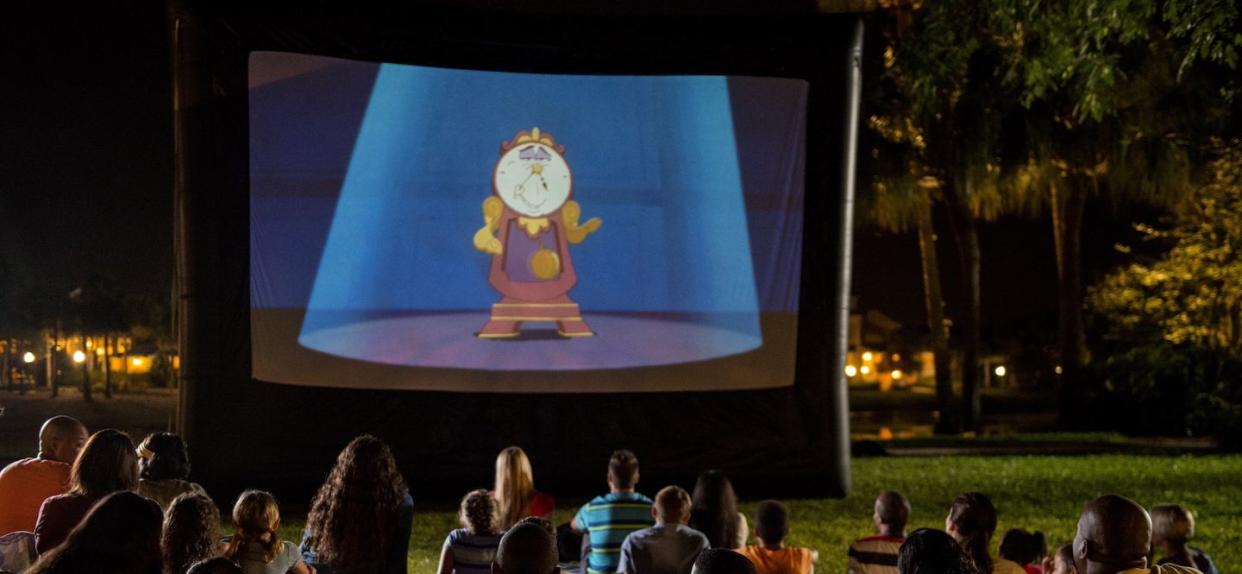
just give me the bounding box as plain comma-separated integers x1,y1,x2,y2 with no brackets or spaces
870,0,1015,431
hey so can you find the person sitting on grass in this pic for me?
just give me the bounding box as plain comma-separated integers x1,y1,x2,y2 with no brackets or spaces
34,429,139,554
0,416,87,536
618,485,709,574
896,529,978,574
693,548,757,574
493,518,560,574
136,432,207,511
1072,495,1199,574
571,449,654,574
163,491,223,574
26,491,164,574
848,491,910,574
439,489,505,574
689,470,749,550
739,500,817,574
998,529,1046,574
944,492,1024,574
300,435,414,574
1040,544,1075,574
1149,505,1218,574
223,490,314,574
494,447,555,531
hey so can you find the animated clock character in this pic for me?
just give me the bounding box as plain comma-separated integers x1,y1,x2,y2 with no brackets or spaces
473,127,602,338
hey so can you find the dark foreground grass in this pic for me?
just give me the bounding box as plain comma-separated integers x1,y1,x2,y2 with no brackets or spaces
277,454,1242,574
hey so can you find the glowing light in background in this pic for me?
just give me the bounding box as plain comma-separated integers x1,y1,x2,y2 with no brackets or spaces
844,365,858,377
72,351,86,364
22,352,36,364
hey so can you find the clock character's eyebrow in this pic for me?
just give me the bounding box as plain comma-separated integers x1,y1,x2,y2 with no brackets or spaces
519,146,537,160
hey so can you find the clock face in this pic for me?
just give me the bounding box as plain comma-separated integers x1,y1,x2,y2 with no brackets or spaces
493,143,572,217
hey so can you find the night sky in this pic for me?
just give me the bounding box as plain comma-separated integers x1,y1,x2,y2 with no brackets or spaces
2,2,1154,341
3,1,172,298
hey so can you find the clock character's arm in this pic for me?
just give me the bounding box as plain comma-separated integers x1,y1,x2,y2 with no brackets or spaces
562,200,602,245
473,196,505,255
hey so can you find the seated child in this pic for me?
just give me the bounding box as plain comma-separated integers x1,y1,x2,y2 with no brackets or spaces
223,490,314,574
618,485,709,574
438,489,505,574
1041,544,1076,574
739,500,817,574
998,529,1046,574
1151,505,1219,574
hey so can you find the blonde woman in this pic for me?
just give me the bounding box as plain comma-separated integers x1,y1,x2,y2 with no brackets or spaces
492,447,554,530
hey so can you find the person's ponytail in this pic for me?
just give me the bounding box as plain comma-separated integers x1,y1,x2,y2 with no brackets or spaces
948,492,998,574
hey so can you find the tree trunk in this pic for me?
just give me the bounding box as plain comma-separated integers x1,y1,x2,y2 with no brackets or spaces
81,350,91,402
916,198,957,433
1052,178,1089,427
46,334,57,397
3,339,11,391
943,179,983,431
104,333,113,399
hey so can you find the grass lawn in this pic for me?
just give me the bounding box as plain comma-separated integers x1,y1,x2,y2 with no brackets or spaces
275,453,1242,574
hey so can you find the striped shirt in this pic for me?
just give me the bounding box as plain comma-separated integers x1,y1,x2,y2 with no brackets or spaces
575,492,655,574
444,528,504,574
847,535,904,574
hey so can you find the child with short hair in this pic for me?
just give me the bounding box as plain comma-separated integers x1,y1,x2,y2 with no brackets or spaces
739,500,817,574
998,529,1046,574
1151,505,1219,574
437,489,505,574
223,490,314,574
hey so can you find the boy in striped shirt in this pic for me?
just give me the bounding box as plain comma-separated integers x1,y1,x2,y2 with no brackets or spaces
572,450,655,574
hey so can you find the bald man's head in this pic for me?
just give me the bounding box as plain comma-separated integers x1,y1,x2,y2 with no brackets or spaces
1073,495,1150,574
39,416,87,464
875,491,911,536
493,519,559,574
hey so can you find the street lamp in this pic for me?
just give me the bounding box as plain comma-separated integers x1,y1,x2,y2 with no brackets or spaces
72,350,87,363
844,365,858,377
994,365,1007,377
23,352,36,364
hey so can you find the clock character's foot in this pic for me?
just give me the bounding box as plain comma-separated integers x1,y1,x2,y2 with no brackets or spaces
557,318,594,338
477,319,522,339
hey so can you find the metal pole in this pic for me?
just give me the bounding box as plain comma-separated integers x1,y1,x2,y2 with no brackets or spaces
827,17,865,495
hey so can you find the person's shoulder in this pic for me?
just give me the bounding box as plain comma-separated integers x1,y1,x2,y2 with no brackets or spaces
621,526,653,545
850,535,903,552
676,524,710,542
1150,563,1205,574
584,494,613,506
3,458,66,476
737,545,763,561
531,491,555,512
0,457,35,472
39,492,77,508
993,558,1029,574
